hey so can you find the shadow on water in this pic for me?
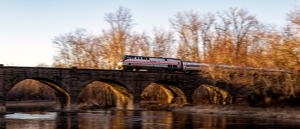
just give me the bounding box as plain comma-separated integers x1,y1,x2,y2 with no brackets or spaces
57,112,78,129
2,105,300,129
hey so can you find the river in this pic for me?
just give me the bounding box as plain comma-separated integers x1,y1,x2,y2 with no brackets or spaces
1,104,300,129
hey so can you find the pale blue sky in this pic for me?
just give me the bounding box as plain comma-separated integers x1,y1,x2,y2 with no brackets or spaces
0,0,298,66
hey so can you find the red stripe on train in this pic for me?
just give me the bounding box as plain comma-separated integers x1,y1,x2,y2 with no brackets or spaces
124,61,181,65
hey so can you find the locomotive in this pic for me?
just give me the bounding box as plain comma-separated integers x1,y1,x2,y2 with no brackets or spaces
118,55,211,72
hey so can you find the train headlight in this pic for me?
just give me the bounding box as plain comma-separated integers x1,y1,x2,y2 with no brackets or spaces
118,62,122,65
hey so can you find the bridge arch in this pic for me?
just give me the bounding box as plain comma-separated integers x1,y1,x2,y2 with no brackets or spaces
78,79,133,110
141,81,187,105
192,84,232,105
6,77,70,110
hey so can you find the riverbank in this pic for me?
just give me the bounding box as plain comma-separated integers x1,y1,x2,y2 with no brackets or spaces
167,104,300,120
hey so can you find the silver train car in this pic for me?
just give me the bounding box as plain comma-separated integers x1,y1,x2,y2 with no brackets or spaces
182,61,210,72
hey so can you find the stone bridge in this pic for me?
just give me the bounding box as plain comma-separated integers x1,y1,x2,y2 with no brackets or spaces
0,65,293,112
0,65,213,112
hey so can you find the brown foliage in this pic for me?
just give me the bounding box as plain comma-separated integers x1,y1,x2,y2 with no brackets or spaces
198,65,300,106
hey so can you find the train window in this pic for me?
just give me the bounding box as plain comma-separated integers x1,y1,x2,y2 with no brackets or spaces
165,59,167,61
147,58,149,60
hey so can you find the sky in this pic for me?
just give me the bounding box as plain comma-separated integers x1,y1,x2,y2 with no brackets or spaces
0,0,299,67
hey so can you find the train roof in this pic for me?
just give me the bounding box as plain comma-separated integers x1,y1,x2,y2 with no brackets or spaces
123,55,181,60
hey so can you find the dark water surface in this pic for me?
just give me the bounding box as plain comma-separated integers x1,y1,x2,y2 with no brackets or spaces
1,106,300,129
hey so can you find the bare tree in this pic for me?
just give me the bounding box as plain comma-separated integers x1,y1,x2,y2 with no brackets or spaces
282,7,300,70
170,11,201,61
225,8,259,63
126,32,140,56
52,29,103,69
137,32,151,56
127,31,151,56
214,8,259,65
102,7,134,69
200,13,215,62
152,27,175,57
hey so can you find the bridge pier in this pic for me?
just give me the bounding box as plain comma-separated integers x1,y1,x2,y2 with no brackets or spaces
55,95,78,112
68,95,79,111
125,102,141,110
126,95,142,110
113,96,140,110
55,99,79,112
119,98,137,110
53,72,80,112
0,69,5,113
0,101,5,114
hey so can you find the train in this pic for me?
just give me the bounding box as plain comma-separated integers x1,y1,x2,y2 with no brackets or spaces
118,55,291,73
118,55,221,72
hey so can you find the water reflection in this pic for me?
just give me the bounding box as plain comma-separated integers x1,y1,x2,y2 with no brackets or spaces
2,106,300,129
5,113,55,129
57,113,78,129
6,112,56,120
78,110,175,129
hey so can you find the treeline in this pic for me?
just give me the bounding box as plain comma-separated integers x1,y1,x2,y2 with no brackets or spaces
52,6,300,71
